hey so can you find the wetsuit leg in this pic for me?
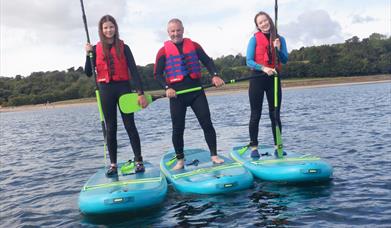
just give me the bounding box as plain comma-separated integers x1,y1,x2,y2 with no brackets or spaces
120,112,142,162
190,91,217,156
248,76,266,147
170,96,187,159
98,83,118,164
114,82,143,162
265,77,282,145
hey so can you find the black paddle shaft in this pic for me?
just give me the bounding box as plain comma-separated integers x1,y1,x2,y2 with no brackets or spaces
275,0,278,34
274,0,284,156
202,75,258,89
273,0,280,70
152,75,259,101
80,0,97,81
79,0,108,159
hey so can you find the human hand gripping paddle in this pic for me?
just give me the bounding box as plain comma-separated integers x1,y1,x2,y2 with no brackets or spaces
118,74,259,114
79,0,108,166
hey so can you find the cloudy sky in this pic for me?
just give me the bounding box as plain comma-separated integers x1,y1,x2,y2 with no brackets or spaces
1,0,389,77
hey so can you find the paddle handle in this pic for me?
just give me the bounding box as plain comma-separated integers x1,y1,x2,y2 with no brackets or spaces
80,0,96,80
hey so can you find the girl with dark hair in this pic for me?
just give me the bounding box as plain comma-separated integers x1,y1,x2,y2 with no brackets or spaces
84,15,148,176
246,11,289,157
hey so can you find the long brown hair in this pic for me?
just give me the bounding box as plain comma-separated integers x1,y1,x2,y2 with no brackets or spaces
253,11,278,42
98,15,122,59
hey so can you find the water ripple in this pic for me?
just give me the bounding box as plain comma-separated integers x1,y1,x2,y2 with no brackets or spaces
1,82,390,227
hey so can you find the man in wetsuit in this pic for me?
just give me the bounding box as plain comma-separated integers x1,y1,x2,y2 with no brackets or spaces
154,18,225,170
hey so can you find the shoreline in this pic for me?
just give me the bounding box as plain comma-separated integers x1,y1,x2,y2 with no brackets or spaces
1,75,389,113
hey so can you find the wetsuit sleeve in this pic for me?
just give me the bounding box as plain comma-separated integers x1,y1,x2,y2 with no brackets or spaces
193,42,219,76
246,36,264,71
124,44,144,95
153,46,170,89
277,36,288,64
84,46,97,77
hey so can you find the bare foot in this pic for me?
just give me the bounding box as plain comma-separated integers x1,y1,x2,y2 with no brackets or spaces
211,156,224,164
172,159,185,170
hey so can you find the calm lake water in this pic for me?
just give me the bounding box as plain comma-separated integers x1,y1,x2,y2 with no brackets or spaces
1,82,390,227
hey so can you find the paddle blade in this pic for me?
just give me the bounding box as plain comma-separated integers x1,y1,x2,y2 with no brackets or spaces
238,146,249,155
165,156,177,167
275,126,284,158
120,161,135,175
119,93,141,113
119,93,153,114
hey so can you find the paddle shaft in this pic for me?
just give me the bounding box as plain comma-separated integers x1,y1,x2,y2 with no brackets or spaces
80,0,108,165
274,0,284,158
80,0,94,77
119,75,259,114
152,75,259,101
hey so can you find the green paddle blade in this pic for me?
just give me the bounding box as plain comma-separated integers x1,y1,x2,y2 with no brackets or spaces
275,126,283,158
119,93,153,114
120,160,135,175
273,71,284,158
238,146,249,155
165,156,177,167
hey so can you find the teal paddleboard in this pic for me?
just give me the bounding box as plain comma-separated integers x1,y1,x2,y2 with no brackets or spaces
160,148,253,194
79,161,167,215
230,145,333,182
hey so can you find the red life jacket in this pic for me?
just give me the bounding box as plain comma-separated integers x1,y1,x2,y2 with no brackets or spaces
95,40,130,83
254,32,281,70
164,38,202,84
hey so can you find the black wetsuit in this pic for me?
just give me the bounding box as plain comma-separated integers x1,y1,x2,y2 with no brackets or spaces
84,44,144,163
154,41,219,159
246,32,288,147
248,71,282,147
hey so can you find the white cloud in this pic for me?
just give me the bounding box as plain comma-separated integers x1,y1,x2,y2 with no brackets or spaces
351,15,377,24
280,10,343,48
1,0,389,77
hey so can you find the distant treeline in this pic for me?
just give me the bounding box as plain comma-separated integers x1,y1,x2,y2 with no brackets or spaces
1,33,389,107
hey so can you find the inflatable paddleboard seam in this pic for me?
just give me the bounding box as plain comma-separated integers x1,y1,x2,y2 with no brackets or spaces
251,156,320,165
171,163,241,180
230,153,244,165
83,177,162,191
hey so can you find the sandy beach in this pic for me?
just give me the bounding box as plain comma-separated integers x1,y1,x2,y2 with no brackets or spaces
1,75,389,113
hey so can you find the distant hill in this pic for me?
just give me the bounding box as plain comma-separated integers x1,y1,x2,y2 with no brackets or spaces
1,33,389,107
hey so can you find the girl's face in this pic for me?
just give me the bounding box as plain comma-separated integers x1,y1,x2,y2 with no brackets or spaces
256,14,270,33
102,21,116,39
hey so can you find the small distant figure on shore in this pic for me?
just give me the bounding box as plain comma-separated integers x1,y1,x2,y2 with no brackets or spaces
45,101,53,108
